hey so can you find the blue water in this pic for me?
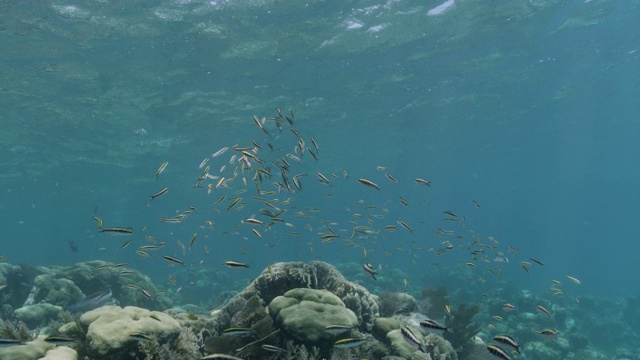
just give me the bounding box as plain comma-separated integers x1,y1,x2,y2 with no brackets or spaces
1,0,640,357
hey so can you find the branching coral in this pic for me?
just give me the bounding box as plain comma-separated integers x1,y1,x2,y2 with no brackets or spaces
281,340,322,360
133,326,202,360
443,303,481,358
0,320,34,341
423,333,458,360
420,286,449,320
230,294,267,327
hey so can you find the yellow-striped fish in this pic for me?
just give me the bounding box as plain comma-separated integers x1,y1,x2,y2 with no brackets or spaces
154,162,168,178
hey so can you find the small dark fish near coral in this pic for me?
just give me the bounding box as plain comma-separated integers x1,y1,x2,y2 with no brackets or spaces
67,288,112,313
44,335,77,345
333,337,370,348
400,326,426,353
493,335,521,354
129,332,154,341
363,263,378,280
325,324,353,335
68,240,78,253
487,345,511,360
0,338,26,347
222,327,254,336
419,319,452,334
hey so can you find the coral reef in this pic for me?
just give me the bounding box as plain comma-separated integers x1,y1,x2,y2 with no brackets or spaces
0,263,42,313
59,305,181,359
386,327,457,360
387,328,422,359
0,336,55,360
523,341,562,360
134,326,203,360
377,291,419,317
22,275,84,309
14,303,63,328
280,340,322,360
423,333,458,360
52,261,172,310
3,258,628,359
372,317,401,341
210,261,379,336
574,348,609,360
231,294,267,327
40,346,78,360
419,286,449,320
269,288,358,347
462,337,493,360
0,319,34,341
443,303,481,358
202,262,387,359
2,260,174,324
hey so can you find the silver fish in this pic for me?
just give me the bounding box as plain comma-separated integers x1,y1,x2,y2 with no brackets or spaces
325,324,352,335
67,288,112,313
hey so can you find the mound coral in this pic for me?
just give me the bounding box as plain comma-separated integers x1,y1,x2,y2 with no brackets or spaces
210,261,379,335
269,288,358,346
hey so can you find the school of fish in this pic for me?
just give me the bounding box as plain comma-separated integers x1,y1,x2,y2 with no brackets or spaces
0,108,583,360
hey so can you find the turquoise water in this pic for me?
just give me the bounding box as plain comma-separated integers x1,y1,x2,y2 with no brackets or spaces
1,0,639,358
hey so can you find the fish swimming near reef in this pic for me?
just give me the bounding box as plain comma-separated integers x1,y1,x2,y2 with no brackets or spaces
534,328,559,340
363,263,378,280
493,335,521,354
44,335,78,345
400,326,426,353
325,324,353,335
333,337,370,348
0,338,26,347
68,240,78,253
67,288,112,313
419,319,452,335
487,345,511,360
